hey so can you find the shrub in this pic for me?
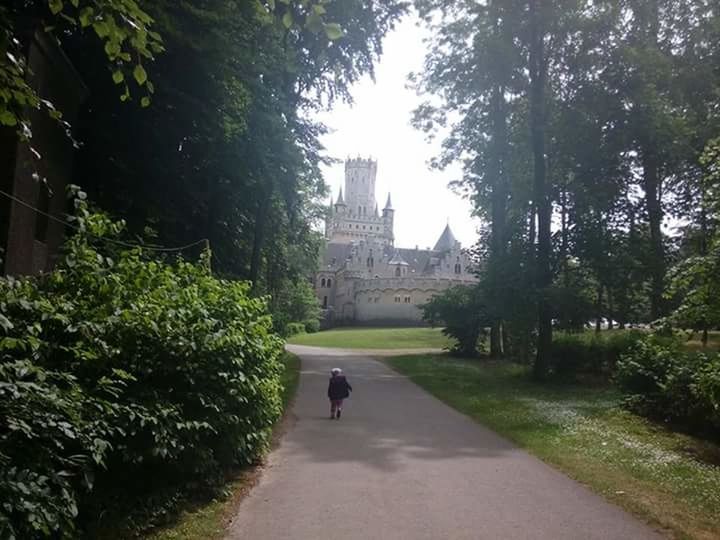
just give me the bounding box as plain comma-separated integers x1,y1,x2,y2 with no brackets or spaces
616,336,720,437
270,278,321,337
285,322,306,337
303,318,320,334
422,285,490,356
0,196,284,538
550,330,645,379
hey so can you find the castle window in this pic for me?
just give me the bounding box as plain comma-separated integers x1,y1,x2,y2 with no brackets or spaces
321,278,326,287
368,297,372,303
394,295,401,303
404,296,411,303
322,296,328,308
327,279,333,287
367,257,374,268
363,225,366,229
454,263,462,274
395,267,401,277
358,205,362,215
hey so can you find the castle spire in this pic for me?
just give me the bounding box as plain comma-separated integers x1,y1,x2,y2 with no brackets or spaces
384,193,393,210
374,203,379,217
336,188,345,206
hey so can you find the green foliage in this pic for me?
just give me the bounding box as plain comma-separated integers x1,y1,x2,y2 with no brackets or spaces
413,0,720,374
304,318,320,333
270,277,321,337
0,197,284,538
666,138,720,336
1,0,163,132
550,331,646,380
616,336,720,437
285,322,307,337
422,285,490,356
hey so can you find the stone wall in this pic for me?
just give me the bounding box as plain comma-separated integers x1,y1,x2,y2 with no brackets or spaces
2,31,86,275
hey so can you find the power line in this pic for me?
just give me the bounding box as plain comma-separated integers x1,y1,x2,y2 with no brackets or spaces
0,188,209,253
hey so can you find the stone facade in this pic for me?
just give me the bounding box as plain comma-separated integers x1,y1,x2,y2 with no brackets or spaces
1,31,87,276
316,158,476,325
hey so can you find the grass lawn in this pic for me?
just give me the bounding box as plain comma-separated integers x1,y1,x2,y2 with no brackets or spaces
387,354,720,540
682,330,720,353
144,352,301,540
287,326,454,349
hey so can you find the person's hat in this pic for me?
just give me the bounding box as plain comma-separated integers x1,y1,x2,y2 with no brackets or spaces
331,367,342,375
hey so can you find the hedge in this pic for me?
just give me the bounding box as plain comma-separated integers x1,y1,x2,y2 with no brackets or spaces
616,336,720,438
0,197,284,538
550,330,646,379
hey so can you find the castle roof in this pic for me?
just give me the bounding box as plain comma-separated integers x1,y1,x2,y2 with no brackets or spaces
388,250,409,266
433,224,458,252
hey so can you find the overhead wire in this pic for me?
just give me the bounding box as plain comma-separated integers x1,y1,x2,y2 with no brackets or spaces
0,188,209,253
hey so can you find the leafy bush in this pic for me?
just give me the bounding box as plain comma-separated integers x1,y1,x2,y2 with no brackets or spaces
422,285,490,356
616,336,720,437
269,278,321,337
285,322,306,337
304,318,320,334
551,330,645,379
0,195,284,538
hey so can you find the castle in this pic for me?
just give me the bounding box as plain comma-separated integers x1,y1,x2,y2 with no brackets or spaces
316,158,477,325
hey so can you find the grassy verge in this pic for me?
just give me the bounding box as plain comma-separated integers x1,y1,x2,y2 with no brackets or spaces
682,330,720,353
142,352,301,540
287,326,454,349
386,354,720,540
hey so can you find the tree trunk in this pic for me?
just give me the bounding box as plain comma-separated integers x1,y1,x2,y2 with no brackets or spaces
529,2,552,380
249,189,272,289
642,149,665,320
488,81,508,358
560,183,570,288
607,288,614,330
595,284,603,334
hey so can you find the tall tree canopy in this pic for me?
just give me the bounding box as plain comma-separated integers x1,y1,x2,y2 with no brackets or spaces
414,0,720,376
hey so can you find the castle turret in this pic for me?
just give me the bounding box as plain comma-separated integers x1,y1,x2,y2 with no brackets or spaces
382,193,394,245
334,188,346,214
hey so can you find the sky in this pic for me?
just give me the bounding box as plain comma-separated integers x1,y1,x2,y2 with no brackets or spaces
313,14,481,250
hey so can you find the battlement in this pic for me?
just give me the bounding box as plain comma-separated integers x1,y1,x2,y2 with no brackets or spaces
345,157,377,170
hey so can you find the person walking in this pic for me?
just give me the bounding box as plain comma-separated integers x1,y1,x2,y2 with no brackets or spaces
328,367,352,419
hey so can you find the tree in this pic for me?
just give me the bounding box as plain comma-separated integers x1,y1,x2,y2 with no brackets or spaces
667,139,720,346
422,285,490,357
59,0,406,305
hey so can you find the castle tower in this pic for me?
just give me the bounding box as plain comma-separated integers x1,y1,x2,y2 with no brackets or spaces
328,158,393,245
344,158,377,218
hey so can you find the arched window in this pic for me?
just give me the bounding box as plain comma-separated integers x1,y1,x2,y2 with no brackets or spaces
358,205,362,215
327,279,332,287
454,263,462,274
323,296,328,308
321,278,326,287
395,267,401,277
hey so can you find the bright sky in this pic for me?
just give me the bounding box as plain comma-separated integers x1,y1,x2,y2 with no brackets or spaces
314,14,480,250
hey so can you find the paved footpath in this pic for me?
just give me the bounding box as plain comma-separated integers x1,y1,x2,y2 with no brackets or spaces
226,345,663,540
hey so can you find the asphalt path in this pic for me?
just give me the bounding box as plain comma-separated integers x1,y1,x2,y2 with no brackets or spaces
226,345,663,540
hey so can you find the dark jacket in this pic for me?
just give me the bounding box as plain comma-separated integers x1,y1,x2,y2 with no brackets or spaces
328,375,352,400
